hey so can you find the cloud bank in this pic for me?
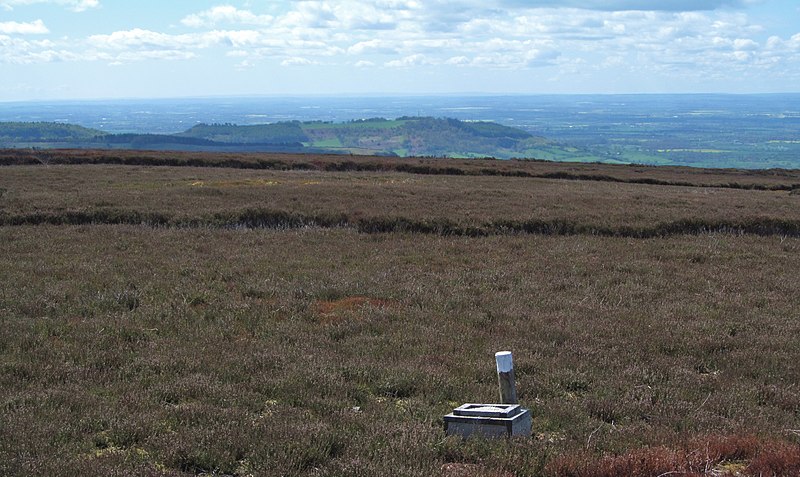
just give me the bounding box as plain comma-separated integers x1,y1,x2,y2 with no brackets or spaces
0,19,49,34
498,0,761,11
0,0,798,93
0,0,99,12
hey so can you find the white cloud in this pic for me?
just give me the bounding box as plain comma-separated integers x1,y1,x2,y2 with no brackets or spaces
0,0,98,12
445,56,470,66
71,0,97,11
385,53,431,68
731,50,750,61
281,56,317,66
87,29,265,51
88,29,199,50
0,34,78,63
465,48,560,69
273,0,421,32
2,0,799,92
497,0,760,11
348,38,460,56
109,50,196,63
0,19,49,34
234,59,255,70
247,39,345,59
733,38,758,50
348,39,399,55
763,33,800,53
181,6,274,28
207,30,264,48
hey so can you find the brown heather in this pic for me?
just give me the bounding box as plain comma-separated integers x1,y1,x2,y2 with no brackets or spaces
1,151,799,476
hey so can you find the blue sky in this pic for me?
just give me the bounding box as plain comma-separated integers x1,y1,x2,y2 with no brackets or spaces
1,0,799,100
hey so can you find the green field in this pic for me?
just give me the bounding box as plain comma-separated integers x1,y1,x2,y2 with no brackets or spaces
309,137,344,148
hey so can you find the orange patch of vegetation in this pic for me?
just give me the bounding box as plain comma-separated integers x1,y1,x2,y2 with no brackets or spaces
546,435,800,477
312,296,395,324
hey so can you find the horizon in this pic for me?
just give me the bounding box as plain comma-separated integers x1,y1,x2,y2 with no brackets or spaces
3,91,800,106
2,1,800,101
2,93,798,170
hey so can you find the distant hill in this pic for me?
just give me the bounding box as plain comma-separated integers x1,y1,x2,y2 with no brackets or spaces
179,117,549,158
0,118,552,158
177,122,310,145
0,122,107,143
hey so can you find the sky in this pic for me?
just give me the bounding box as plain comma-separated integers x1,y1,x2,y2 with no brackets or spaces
1,0,800,100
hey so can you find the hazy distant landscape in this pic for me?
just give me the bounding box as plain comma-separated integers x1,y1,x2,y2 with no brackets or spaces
2,94,800,169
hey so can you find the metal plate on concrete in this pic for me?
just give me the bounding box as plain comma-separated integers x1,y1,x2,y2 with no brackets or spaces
452,403,521,418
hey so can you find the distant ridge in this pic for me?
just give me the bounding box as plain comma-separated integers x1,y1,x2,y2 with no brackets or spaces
0,122,106,142
0,118,549,159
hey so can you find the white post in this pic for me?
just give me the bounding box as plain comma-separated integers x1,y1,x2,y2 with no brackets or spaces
495,351,518,404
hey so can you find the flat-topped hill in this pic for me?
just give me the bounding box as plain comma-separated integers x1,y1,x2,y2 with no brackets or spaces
0,118,548,159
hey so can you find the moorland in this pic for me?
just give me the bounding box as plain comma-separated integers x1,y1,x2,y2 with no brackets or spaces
1,149,800,476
